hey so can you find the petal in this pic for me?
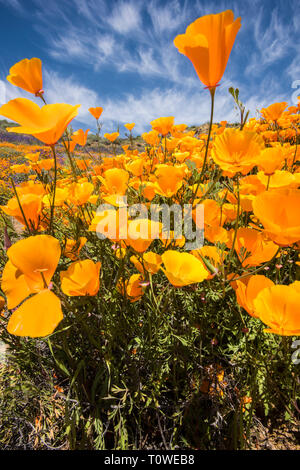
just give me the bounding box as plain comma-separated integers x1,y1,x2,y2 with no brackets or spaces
7,235,61,291
1,260,32,309
7,290,63,338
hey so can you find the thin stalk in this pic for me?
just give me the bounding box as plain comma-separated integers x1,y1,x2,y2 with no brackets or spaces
49,145,58,234
62,137,78,180
10,178,31,233
164,135,167,163
229,176,240,259
199,86,216,181
191,87,216,206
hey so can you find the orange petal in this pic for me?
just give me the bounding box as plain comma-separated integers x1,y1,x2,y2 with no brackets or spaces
7,235,61,291
7,290,63,337
1,260,32,309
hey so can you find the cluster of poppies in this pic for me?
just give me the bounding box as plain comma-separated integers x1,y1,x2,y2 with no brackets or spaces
0,10,299,339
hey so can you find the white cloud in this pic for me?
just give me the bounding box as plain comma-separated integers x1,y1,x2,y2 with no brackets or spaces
287,56,300,82
107,1,142,34
99,84,238,134
146,0,187,36
246,7,298,76
0,0,24,13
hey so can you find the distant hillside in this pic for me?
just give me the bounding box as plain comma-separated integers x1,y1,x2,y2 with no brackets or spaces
0,120,41,145
0,119,241,151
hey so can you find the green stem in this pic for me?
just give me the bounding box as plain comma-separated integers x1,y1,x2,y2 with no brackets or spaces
49,145,57,234
199,87,216,181
62,137,78,180
10,178,31,233
229,176,240,259
191,87,216,206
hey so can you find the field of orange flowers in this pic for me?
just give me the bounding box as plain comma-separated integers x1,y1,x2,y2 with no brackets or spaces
0,10,299,450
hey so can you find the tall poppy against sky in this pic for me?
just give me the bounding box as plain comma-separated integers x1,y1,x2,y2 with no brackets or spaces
173,10,241,89
7,57,43,96
89,107,103,120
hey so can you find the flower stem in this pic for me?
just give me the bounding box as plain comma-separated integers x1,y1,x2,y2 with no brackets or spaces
199,86,216,181
49,145,57,234
191,87,216,206
229,176,240,258
10,178,31,233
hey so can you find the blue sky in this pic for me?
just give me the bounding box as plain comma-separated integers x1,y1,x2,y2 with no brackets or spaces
0,0,299,135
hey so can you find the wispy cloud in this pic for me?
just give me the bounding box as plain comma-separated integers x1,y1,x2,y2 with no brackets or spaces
107,0,142,34
245,6,299,76
0,0,24,13
146,0,188,36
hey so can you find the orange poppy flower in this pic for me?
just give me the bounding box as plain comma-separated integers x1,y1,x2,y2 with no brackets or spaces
124,123,135,132
89,107,103,120
261,102,288,123
24,152,40,163
1,193,43,230
11,163,30,174
153,164,185,197
125,158,144,177
161,250,209,287
127,219,161,253
6,235,61,292
212,128,264,175
229,227,278,267
99,168,129,196
239,175,266,196
253,283,300,335
42,187,69,207
0,98,80,146
65,139,77,153
60,259,101,296
104,132,119,143
256,170,298,190
141,182,156,201
67,182,94,206
150,117,175,136
117,274,144,302
253,147,284,175
252,189,300,246
36,158,54,171
142,130,160,146
174,10,241,88
1,260,33,310
234,275,274,317
191,245,223,278
7,290,63,338
1,235,63,337
7,58,43,96
71,129,90,146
